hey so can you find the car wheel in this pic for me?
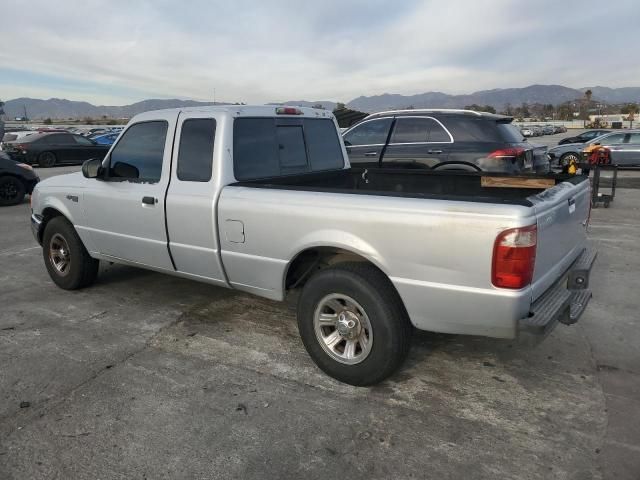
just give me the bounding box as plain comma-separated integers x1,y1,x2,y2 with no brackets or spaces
297,262,412,386
0,176,26,206
561,152,581,165
38,151,57,168
42,216,99,290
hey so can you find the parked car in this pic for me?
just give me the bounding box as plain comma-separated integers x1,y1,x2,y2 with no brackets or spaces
542,125,555,135
549,130,638,168
558,129,611,145
92,132,120,145
341,109,547,173
3,132,109,167
582,131,640,166
30,105,595,385
0,151,39,206
530,125,543,137
521,126,534,137
1,130,37,149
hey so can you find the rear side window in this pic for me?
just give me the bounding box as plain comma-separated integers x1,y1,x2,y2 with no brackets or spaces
73,135,93,146
390,118,429,143
177,118,216,182
234,118,344,180
109,121,168,182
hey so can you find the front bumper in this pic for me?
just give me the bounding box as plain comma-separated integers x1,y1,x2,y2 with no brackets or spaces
31,213,44,245
518,247,597,344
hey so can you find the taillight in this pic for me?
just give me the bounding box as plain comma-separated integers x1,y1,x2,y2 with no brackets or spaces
492,224,537,289
488,147,526,159
275,106,303,115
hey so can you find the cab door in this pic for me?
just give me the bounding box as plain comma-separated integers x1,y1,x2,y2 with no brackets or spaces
342,117,393,167
165,113,227,284
82,113,177,270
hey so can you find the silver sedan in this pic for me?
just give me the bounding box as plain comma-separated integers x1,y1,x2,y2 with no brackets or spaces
549,130,640,167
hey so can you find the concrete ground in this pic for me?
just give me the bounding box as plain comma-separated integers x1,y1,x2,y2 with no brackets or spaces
1,161,639,479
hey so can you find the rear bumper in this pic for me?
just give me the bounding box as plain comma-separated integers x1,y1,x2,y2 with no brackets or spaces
518,247,597,344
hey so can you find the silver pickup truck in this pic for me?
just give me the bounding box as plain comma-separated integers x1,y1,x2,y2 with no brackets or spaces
30,106,596,386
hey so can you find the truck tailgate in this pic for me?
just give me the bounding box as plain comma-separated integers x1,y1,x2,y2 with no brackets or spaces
529,178,591,301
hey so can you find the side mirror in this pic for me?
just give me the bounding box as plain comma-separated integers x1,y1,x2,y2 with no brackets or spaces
594,142,601,146
82,158,104,178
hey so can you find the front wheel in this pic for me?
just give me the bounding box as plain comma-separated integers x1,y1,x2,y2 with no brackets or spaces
297,262,412,386
0,176,26,206
42,217,99,289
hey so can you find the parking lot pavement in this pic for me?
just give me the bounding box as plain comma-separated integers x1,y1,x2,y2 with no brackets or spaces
1,168,639,479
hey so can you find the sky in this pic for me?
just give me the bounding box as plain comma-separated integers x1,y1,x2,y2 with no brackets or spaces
1,0,639,106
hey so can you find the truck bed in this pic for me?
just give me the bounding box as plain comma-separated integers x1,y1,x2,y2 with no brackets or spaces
232,168,586,206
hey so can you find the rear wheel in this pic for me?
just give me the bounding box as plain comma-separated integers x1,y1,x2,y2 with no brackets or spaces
42,217,99,289
297,262,412,386
38,151,57,168
0,176,26,206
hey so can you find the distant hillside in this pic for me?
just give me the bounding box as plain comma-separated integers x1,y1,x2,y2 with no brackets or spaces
348,85,599,112
2,98,222,120
3,85,640,119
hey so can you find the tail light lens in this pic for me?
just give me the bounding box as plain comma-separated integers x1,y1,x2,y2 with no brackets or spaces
488,147,526,159
492,224,537,289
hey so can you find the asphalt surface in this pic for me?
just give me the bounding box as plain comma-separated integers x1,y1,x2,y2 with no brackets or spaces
1,144,639,479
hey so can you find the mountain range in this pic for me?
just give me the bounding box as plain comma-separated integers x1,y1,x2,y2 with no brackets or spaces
3,85,640,119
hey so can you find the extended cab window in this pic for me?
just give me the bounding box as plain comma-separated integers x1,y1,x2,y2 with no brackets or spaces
233,118,343,180
343,118,392,146
108,121,168,182
177,118,216,182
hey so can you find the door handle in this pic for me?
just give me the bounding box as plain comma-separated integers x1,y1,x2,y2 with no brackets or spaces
427,149,443,154
142,196,156,205
364,151,378,157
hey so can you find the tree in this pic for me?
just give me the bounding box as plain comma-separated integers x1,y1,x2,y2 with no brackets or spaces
0,98,4,117
43,118,52,125
584,89,593,103
334,102,346,112
621,103,639,128
519,102,530,118
503,103,514,116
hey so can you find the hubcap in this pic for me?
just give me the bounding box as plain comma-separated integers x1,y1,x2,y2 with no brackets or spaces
314,294,373,365
49,233,71,276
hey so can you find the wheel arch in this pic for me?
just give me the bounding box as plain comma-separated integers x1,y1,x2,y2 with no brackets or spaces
432,161,482,172
284,245,392,293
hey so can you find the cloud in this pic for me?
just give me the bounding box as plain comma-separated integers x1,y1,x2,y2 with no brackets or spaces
1,0,638,104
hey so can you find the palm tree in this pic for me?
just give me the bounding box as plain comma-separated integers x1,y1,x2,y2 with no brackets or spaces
584,89,593,103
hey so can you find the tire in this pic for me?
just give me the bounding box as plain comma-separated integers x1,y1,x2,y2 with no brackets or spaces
561,152,580,165
297,262,412,386
0,176,26,206
42,216,99,290
38,151,57,168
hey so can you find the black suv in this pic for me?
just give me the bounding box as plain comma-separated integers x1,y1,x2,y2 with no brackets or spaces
342,109,548,173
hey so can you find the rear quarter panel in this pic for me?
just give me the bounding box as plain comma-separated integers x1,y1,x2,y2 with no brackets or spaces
218,186,537,338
